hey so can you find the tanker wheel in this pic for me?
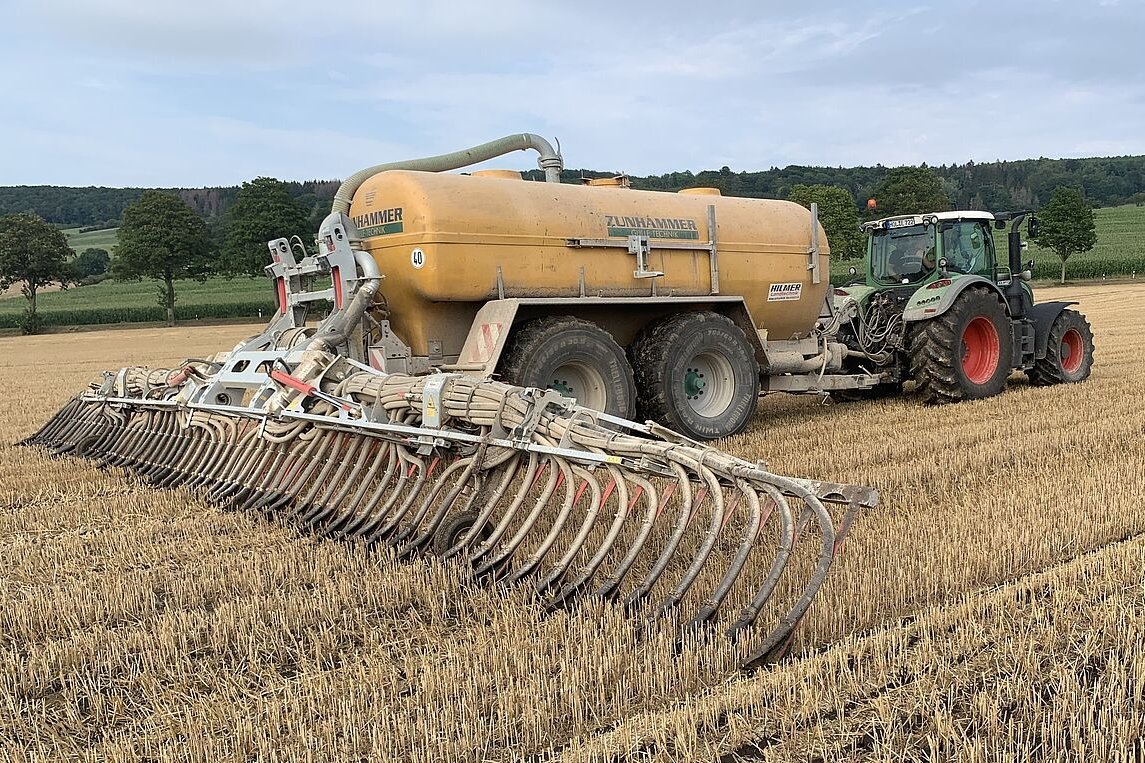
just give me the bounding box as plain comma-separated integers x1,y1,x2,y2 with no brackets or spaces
1027,309,1095,386
909,287,1013,403
432,510,491,557
497,316,636,419
631,311,760,441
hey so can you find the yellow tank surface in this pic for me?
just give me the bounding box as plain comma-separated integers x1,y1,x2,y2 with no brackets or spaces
348,170,829,358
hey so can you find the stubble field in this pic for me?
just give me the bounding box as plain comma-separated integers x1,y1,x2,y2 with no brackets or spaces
2,284,1144,761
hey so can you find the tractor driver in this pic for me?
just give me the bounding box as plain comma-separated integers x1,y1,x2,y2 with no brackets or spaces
887,238,936,282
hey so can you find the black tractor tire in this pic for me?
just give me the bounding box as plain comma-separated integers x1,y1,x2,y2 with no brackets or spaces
431,510,490,557
909,288,1013,403
630,311,760,441
497,316,636,419
1027,308,1095,386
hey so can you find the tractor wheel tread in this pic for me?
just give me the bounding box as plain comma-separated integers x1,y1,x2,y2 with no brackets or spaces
909,287,1012,404
1027,308,1095,386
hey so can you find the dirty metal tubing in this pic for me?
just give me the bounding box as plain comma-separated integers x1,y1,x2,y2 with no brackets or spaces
364,449,431,543
685,480,766,631
507,458,588,586
467,455,542,564
399,443,490,554
331,133,563,215
543,468,636,609
471,457,557,578
336,446,402,537
324,441,395,535
392,455,477,551
654,457,728,618
624,462,695,611
533,464,607,593
591,477,660,602
741,485,837,669
299,434,372,525
443,455,525,559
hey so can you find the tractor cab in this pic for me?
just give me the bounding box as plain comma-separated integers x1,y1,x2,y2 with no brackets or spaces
863,211,1000,287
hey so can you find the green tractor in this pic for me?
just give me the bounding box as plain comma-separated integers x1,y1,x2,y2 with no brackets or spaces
833,211,1095,401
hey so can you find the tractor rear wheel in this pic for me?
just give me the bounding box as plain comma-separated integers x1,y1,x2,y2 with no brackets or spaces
910,288,1013,403
631,311,760,440
497,316,637,419
1028,308,1094,385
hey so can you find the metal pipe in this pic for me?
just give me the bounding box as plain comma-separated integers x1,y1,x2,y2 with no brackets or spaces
331,133,563,215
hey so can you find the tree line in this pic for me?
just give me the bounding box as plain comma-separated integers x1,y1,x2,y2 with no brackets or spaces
4,154,1145,230
0,162,1101,335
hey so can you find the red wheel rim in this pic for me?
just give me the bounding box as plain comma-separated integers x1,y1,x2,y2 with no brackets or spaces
1061,328,1085,374
961,316,1001,385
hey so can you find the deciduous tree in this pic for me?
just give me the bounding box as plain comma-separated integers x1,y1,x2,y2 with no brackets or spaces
787,184,864,260
868,166,952,218
222,177,313,278
115,191,213,326
1032,186,1097,284
0,213,74,334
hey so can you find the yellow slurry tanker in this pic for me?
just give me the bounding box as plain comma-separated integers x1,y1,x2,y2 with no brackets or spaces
28,134,882,669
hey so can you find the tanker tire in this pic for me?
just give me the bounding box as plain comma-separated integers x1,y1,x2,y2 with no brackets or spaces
497,316,636,419
909,287,1012,404
432,510,489,557
1027,308,1094,386
630,311,760,441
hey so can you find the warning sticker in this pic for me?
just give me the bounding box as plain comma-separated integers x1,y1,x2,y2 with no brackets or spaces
768,282,803,302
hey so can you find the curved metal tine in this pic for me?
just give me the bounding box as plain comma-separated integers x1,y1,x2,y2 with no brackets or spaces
726,484,794,643
347,445,422,539
207,426,263,502
253,431,326,513
392,453,479,551
441,455,523,560
97,411,146,468
654,460,727,618
397,442,491,554
682,478,763,632
24,396,77,446
181,415,238,490
80,412,126,465
218,432,282,508
622,462,695,611
149,415,201,483
138,413,184,481
323,440,395,536
232,439,293,511
592,475,660,601
109,413,159,472
297,432,372,524
155,423,210,487
741,489,836,670
363,449,433,544
281,430,353,518
469,456,553,578
506,459,588,586
336,446,403,538
544,467,635,609
527,464,603,592
46,401,100,453
65,408,119,460
474,457,566,579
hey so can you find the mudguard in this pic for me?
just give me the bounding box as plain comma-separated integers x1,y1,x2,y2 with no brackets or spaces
901,275,1009,322
1028,301,1078,359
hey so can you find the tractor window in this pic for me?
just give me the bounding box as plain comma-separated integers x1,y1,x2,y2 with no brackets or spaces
869,226,937,285
941,222,995,277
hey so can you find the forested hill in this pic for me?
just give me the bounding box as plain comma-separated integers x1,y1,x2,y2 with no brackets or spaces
5,155,1145,228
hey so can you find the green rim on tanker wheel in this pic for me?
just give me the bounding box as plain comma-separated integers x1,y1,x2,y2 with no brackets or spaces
549,361,608,411
683,351,736,417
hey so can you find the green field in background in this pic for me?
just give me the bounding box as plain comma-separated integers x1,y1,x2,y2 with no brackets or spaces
62,226,119,254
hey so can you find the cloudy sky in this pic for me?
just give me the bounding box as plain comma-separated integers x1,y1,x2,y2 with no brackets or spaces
3,0,1143,187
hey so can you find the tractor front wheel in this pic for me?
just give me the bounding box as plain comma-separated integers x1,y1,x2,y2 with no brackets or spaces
1028,308,1095,386
910,288,1013,403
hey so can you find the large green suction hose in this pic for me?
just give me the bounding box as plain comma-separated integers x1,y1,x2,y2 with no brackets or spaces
331,133,563,215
